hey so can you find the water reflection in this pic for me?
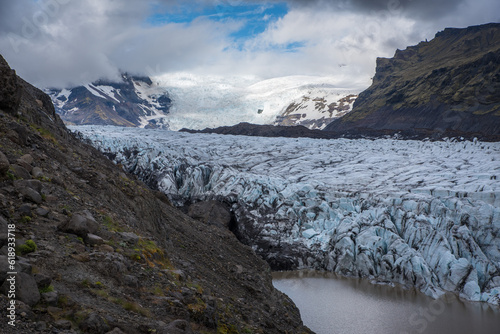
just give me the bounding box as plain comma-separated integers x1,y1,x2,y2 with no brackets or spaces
272,270,500,334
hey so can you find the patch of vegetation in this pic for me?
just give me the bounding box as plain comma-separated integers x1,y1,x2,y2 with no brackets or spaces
16,239,37,255
80,279,91,288
37,175,51,182
102,214,123,232
19,215,32,224
187,282,204,294
217,324,239,334
39,285,54,294
58,295,69,307
135,238,172,269
187,297,207,321
92,289,109,299
6,169,16,181
152,285,164,296
30,124,60,147
122,301,151,317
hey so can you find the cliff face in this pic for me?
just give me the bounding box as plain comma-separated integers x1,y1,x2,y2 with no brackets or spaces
0,55,311,333
325,23,500,140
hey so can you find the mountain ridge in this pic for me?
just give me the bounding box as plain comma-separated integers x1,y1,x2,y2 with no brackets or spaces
47,74,172,129
324,23,500,140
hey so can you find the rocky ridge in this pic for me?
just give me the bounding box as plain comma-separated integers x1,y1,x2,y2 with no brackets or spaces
325,23,500,141
180,122,337,139
0,55,311,334
274,93,357,130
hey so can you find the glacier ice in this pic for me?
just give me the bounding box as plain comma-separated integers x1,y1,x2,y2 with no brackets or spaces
73,125,500,305
153,73,359,130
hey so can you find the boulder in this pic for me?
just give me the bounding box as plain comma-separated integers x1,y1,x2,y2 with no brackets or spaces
18,187,42,204
14,179,43,193
18,203,33,217
86,233,104,246
31,167,44,178
16,154,33,172
10,164,31,180
59,212,99,238
35,207,50,217
0,272,40,306
118,231,139,244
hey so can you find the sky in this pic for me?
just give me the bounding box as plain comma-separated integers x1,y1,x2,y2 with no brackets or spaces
0,0,498,89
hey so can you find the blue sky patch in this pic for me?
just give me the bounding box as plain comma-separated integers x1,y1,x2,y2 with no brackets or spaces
147,2,289,44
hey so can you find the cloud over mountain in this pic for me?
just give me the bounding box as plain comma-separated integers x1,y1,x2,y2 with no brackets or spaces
0,0,498,88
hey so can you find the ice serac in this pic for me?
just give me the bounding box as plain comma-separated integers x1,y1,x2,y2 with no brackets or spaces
325,23,500,141
47,74,172,129
75,126,500,305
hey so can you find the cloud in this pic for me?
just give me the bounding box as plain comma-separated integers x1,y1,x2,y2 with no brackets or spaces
0,0,498,89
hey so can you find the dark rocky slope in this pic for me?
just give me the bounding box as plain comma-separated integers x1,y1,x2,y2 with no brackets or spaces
325,23,500,140
0,55,311,334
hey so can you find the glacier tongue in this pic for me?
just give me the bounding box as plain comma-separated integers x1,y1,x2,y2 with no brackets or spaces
74,126,500,305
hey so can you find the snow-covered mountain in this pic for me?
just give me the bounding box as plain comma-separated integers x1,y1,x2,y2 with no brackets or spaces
49,74,359,130
74,125,500,306
47,74,172,128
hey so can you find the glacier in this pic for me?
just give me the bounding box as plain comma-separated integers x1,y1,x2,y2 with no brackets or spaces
73,125,500,306
154,73,359,130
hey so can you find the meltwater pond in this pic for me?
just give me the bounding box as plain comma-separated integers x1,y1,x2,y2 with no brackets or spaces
273,271,500,334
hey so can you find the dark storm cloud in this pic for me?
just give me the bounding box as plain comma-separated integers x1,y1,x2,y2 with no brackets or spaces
283,0,468,19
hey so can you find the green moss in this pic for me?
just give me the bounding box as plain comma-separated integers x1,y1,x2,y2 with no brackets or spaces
122,301,151,317
30,124,60,147
39,285,54,293
19,216,32,224
80,279,91,288
217,324,239,334
6,169,15,181
58,295,69,307
16,239,37,255
102,215,123,232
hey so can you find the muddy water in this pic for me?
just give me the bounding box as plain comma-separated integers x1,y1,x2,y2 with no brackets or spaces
272,271,500,334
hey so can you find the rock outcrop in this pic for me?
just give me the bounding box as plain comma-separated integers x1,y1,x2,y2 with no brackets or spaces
0,55,311,333
274,93,357,130
325,23,500,141
181,122,337,139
